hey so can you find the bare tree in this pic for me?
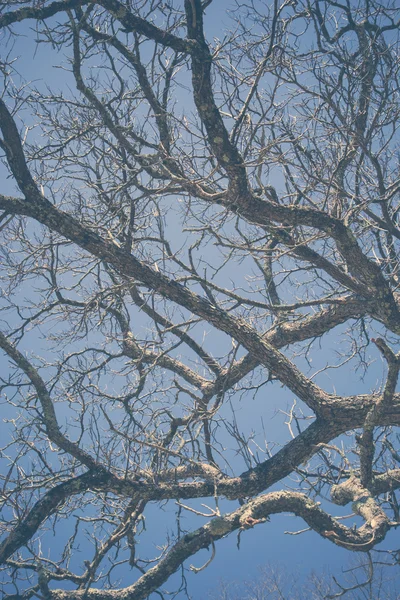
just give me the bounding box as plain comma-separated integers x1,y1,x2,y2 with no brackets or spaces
0,0,400,598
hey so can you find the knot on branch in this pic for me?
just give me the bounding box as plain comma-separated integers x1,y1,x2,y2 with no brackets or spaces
207,517,231,536
239,515,267,530
331,476,361,506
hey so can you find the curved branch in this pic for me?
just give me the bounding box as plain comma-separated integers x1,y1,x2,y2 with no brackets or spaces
48,489,389,600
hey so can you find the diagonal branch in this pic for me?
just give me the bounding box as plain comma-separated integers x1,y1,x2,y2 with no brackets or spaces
0,331,100,470
0,472,96,564
0,0,89,28
0,196,330,412
97,0,192,54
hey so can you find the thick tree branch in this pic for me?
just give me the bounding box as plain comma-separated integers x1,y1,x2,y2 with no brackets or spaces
47,489,389,600
0,0,89,28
